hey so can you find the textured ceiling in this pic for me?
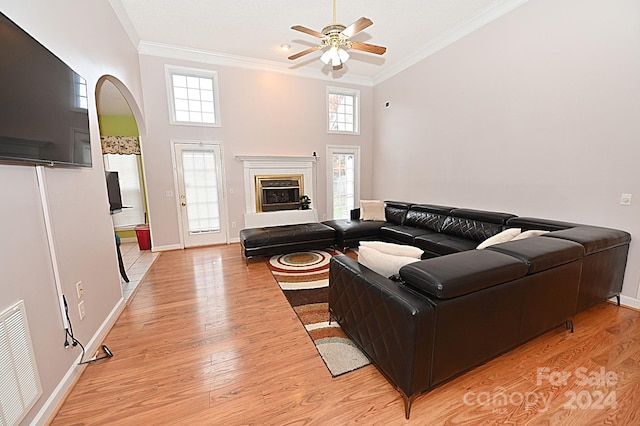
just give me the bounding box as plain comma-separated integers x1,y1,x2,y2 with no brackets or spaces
100,0,528,114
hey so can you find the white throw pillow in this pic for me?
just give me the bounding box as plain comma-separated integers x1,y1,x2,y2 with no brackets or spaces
511,229,549,241
358,246,420,278
476,228,522,250
359,241,423,259
359,200,386,221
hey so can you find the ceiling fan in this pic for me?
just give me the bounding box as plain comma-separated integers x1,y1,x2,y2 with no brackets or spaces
287,0,387,70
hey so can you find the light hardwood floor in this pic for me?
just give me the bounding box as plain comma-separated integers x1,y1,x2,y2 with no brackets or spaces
52,244,640,425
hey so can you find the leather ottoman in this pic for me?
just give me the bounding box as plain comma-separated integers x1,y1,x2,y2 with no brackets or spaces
239,222,336,263
322,219,385,251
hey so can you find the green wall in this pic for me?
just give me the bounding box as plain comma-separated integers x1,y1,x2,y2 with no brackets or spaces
98,114,139,137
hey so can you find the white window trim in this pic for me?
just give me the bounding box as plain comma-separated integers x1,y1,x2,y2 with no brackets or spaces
165,65,221,127
326,145,361,220
326,86,360,135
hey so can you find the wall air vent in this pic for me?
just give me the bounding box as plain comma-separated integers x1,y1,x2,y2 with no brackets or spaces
0,300,43,425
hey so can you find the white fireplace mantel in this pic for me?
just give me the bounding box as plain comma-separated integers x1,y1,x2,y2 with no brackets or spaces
236,155,318,228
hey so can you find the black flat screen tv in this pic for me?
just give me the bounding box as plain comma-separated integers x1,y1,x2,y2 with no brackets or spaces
0,11,92,167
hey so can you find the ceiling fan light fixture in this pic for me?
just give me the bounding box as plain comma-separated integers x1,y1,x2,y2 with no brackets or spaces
320,48,333,65
321,46,349,66
337,47,349,63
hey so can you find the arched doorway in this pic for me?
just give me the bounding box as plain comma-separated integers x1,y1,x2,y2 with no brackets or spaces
96,76,154,299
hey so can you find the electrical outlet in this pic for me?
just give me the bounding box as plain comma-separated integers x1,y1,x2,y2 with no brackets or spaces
76,281,83,299
620,193,632,206
231,221,237,228
78,300,86,320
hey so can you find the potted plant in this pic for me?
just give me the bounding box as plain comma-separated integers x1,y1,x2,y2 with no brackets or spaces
299,195,311,210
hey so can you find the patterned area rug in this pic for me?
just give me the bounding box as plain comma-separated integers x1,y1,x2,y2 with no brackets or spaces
267,250,371,377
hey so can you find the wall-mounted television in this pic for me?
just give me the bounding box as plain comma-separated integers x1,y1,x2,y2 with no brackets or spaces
0,11,92,167
106,171,123,214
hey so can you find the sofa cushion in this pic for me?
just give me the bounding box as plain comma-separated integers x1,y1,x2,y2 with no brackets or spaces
358,246,420,278
359,241,423,259
399,250,528,299
431,235,479,255
441,208,516,242
360,200,386,221
413,233,451,254
414,233,478,256
323,218,385,239
506,217,579,231
543,226,631,255
404,204,455,232
385,201,411,225
380,225,433,245
486,237,584,274
476,228,522,249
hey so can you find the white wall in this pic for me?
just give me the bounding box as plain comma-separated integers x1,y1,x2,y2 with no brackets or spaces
137,54,374,249
372,0,640,302
0,1,145,423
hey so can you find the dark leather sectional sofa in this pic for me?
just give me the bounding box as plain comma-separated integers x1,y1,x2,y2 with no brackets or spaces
324,201,630,418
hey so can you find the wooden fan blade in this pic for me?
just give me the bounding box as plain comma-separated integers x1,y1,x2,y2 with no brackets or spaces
291,25,324,39
349,41,387,55
288,46,323,61
342,17,373,38
333,63,343,71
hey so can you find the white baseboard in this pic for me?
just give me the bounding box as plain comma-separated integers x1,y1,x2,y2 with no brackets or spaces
151,244,183,252
615,294,640,310
31,297,127,425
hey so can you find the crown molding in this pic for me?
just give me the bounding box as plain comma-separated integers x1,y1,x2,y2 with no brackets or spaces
109,0,140,49
373,0,529,85
138,41,374,87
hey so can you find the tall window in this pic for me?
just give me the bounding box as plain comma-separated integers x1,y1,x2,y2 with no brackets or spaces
327,145,360,219
103,154,145,228
167,67,220,126
327,87,359,134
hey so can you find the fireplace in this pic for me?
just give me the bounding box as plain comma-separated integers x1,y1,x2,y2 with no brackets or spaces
255,174,304,212
237,155,317,228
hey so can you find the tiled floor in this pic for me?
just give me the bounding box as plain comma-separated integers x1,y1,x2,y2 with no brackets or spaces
119,242,160,300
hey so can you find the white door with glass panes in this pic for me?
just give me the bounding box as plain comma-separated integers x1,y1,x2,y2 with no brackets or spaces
174,143,227,247
327,145,360,220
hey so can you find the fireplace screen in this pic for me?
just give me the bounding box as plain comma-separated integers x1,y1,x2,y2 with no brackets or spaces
255,174,304,212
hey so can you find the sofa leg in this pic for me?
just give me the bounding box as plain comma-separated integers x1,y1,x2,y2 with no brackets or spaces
402,393,416,419
328,310,336,326
565,319,574,333
616,294,621,306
